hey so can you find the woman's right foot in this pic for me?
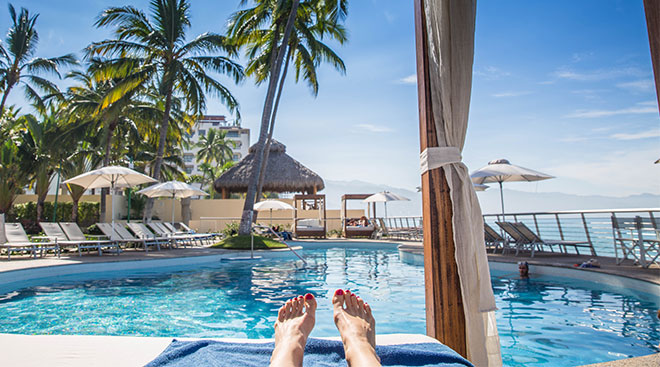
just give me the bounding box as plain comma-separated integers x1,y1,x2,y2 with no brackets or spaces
332,289,381,367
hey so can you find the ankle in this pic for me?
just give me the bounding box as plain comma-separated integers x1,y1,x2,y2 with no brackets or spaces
343,339,379,366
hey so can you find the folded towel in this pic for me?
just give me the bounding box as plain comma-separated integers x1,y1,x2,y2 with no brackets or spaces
145,338,474,367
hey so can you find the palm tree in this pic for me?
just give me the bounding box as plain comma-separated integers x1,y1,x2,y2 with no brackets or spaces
228,0,348,234
195,129,236,166
0,4,77,117
86,0,244,220
0,112,30,214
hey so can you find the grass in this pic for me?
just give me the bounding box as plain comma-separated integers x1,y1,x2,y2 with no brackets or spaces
211,235,288,250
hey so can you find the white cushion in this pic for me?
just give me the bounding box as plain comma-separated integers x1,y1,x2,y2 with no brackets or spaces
298,219,321,227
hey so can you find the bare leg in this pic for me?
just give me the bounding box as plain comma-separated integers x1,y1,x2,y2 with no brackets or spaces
270,294,317,367
332,289,381,367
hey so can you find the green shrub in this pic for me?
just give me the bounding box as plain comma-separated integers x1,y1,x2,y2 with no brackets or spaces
222,221,239,237
8,201,99,234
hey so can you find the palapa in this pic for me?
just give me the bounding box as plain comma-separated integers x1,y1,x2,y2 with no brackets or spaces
213,140,324,197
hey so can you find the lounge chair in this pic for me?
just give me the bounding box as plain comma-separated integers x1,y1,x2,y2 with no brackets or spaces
111,223,161,252
3,223,59,260
126,223,172,249
495,221,537,256
40,222,108,256
164,222,216,244
484,223,507,252
60,222,119,255
178,222,221,240
148,222,194,247
96,223,137,251
511,222,592,255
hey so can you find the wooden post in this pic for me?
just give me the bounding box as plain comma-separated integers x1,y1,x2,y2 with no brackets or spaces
415,0,467,358
222,188,229,199
644,0,660,112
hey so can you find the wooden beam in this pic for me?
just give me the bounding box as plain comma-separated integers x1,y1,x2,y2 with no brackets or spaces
414,0,467,358
644,0,660,112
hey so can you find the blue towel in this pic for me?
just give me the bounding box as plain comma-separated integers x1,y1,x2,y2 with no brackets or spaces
145,338,474,367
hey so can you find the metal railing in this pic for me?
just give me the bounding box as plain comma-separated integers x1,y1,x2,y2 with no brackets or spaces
482,208,660,257
251,225,307,264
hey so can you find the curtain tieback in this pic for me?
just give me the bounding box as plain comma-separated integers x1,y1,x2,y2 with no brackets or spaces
420,147,462,174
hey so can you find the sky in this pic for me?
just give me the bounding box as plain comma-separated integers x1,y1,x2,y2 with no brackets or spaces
5,0,660,198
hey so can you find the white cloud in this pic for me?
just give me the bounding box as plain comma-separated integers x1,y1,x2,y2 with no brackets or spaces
552,67,645,81
474,66,511,80
397,74,417,85
610,129,660,140
616,79,654,92
565,106,657,118
356,124,393,133
491,91,532,98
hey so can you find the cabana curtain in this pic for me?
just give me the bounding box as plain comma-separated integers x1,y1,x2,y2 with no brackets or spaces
420,0,502,366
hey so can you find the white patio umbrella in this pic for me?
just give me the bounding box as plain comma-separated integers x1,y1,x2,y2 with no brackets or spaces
363,191,410,220
473,183,489,192
63,166,157,239
254,200,295,226
470,158,554,214
136,181,208,225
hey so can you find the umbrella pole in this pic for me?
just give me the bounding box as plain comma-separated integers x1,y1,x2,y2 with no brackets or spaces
499,181,505,218
270,208,273,226
110,181,115,241
171,194,176,226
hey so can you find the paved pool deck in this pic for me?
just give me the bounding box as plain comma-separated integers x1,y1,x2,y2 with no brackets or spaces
0,239,658,366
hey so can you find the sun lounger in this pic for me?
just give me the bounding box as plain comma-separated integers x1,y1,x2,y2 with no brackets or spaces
484,223,507,252
60,222,119,255
126,223,172,249
612,216,659,268
148,222,194,247
40,222,107,256
96,223,138,251
112,223,161,252
161,222,211,245
495,221,537,257
3,223,59,260
178,222,221,240
511,222,592,255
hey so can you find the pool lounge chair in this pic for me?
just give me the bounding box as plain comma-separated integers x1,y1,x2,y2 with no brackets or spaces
162,222,211,245
40,222,110,256
112,223,161,252
495,221,537,257
484,223,508,252
148,222,194,247
178,222,221,240
511,222,593,256
126,223,172,249
3,223,59,260
60,222,119,255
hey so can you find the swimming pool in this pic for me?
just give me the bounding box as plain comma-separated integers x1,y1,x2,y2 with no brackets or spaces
0,243,657,366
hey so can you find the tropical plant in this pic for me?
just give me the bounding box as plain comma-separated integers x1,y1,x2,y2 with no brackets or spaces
0,4,77,117
196,128,236,166
0,137,29,214
62,141,103,222
228,0,348,234
86,0,244,220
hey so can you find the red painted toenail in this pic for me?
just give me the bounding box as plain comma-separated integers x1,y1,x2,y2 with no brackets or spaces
305,294,314,300
335,289,344,296
351,293,356,297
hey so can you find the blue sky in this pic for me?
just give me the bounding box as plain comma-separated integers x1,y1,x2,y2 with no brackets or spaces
6,0,660,198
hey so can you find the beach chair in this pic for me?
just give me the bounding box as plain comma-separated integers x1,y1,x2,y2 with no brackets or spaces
495,221,537,256
126,223,172,249
3,223,59,260
40,222,102,256
112,223,161,252
178,222,221,240
614,216,660,268
511,222,592,255
148,222,194,247
60,222,120,255
634,216,659,268
96,223,137,251
166,222,215,244
484,223,507,252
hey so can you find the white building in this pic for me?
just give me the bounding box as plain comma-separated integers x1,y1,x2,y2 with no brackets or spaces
183,115,250,176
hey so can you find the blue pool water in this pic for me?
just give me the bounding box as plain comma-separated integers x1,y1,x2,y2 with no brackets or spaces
0,244,658,366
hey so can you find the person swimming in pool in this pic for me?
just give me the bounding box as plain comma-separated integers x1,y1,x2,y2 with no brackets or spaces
270,289,381,367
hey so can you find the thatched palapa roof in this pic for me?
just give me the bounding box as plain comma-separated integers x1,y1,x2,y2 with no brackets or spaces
214,140,325,195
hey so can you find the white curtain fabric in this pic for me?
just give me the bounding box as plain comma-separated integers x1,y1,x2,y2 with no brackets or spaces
422,0,502,366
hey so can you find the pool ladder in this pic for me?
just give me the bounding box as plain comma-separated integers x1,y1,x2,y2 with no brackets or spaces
251,225,307,265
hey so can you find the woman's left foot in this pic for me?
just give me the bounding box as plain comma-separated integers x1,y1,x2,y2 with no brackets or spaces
270,294,317,367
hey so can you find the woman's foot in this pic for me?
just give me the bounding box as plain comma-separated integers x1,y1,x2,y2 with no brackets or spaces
332,289,381,367
270,294,317,367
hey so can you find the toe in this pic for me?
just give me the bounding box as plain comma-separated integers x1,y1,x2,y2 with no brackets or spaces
285,299,293,315
304,293,317,315
294,296,304,315
356,296,365,313
277,305,286,322
348,292,358,311
332,289,345,311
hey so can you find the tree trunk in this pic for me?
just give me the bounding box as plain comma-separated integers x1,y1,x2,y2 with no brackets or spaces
71,199,79,222
143,90,174,222
255,47,294,201
0,82,15,119
99,120,118,223
238,0,300,235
